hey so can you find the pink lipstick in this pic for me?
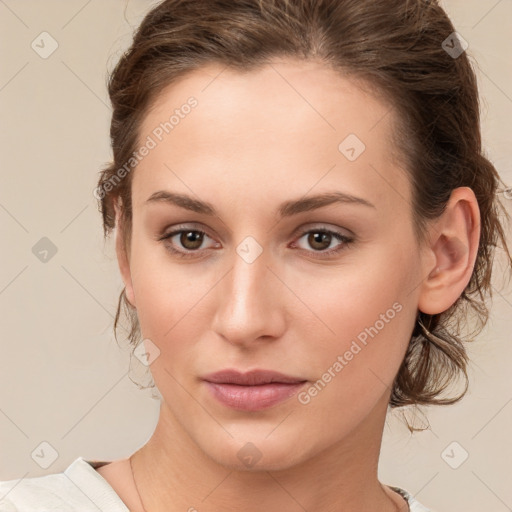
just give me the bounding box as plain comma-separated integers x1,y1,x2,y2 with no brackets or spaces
202,369,307,411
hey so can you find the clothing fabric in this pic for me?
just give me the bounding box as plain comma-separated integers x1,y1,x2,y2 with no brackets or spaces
0,456,434,511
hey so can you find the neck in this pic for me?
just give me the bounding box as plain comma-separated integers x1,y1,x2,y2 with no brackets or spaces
130,394,405,512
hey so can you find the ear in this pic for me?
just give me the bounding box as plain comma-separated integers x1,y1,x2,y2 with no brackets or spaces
417,186,481,315
114,197,137,308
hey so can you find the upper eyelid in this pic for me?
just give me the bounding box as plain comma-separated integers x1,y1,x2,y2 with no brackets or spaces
160,224,214,241
161,222,350,236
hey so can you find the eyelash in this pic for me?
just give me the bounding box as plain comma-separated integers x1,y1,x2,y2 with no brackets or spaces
158,224,354,260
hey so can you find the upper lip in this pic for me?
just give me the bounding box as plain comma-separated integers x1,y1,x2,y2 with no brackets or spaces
203,369,306,385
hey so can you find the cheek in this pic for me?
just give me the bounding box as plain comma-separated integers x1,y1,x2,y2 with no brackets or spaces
297,243,418,411
310,243,411,334
128,238,182,338
127,238,219,368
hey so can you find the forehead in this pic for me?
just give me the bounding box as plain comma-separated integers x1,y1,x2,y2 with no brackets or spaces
133,58,410,215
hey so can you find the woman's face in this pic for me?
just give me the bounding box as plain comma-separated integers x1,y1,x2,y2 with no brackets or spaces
119,58,428,470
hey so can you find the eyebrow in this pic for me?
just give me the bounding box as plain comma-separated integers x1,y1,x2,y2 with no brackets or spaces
144,190,376,218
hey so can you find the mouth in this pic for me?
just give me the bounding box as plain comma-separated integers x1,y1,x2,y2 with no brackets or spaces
202,369,308,411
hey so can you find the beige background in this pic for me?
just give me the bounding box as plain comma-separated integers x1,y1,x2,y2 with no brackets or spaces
0,1,511,511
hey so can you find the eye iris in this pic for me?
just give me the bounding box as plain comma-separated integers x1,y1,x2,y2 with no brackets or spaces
308,232,331,251
181,231,203,250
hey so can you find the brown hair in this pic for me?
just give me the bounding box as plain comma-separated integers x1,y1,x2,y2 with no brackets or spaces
96,0,511,411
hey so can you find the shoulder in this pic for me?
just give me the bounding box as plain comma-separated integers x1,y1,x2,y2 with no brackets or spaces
0,457,129,512
0,469,79,511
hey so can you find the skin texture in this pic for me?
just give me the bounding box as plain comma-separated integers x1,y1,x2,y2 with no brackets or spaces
107,58,480,512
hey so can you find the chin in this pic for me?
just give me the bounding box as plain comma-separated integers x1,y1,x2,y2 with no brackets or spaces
198,429,315,472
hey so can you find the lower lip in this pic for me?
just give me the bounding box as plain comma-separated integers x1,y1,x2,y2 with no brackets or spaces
204,381,307,411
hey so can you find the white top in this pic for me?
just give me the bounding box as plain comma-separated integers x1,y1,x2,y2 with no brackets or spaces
0,457,434,511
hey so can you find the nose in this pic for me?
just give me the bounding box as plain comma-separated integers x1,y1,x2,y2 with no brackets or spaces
210,240,287,348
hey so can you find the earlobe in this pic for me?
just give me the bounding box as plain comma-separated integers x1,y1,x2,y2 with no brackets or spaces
417,187,481,316
114,198,137,309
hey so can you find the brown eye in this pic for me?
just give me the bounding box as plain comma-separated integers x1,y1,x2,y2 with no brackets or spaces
159,227,218,259
307,232,333,251
179,230,204,250
293,227,354,259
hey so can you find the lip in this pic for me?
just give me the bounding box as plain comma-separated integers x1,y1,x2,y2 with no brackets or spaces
202,369,307,411
203,369,306,385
